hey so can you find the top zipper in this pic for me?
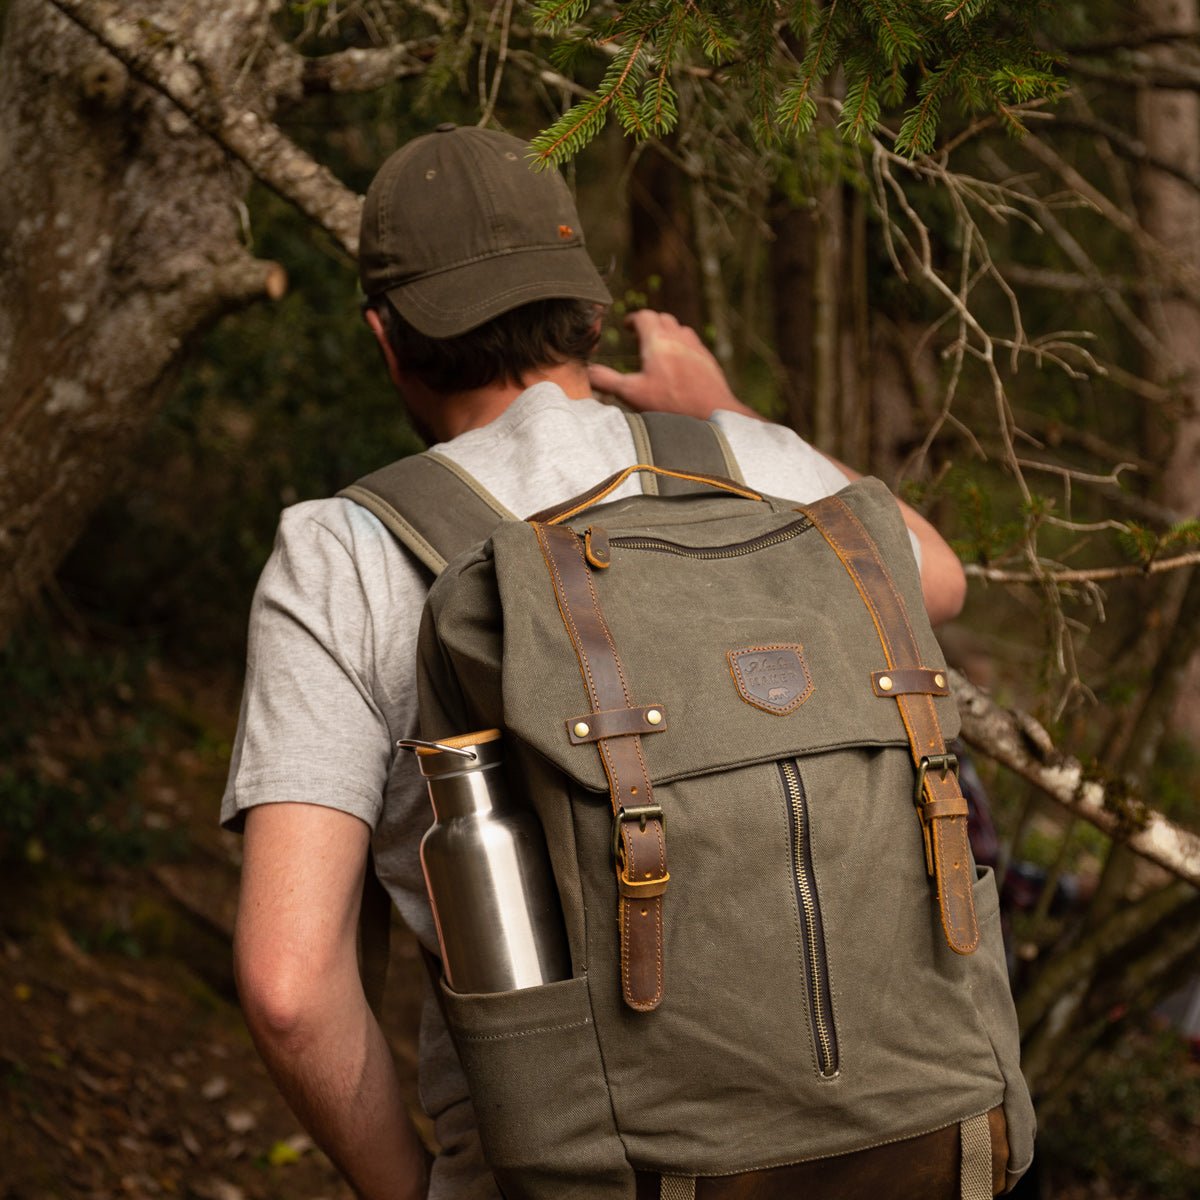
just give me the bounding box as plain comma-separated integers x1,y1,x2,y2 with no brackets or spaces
606,516,813,561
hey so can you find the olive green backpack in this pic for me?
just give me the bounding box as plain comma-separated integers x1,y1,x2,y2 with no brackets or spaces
342,412,1035,1200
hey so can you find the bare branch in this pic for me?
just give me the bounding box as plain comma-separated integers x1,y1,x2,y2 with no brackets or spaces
1022,133,1200,304
46,0,363,256
1066,55,1200,91
965,553,1200,585
1058,26,1200,54
1001,263,1188,299
1049,115,1200,194
299,40,438,94
952,671,1200,888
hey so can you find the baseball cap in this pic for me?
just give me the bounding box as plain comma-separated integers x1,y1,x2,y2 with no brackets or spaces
359,124,612,338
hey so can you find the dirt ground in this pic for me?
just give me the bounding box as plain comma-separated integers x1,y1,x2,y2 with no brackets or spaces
0,667,425,1200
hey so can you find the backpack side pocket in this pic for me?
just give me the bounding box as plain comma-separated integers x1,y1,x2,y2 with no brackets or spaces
440,975,630,1199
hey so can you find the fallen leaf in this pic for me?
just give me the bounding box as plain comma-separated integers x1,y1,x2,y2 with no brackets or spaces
180,1127,201,1157
223,1109,256,1135
267,1140,300,1167
13,983,31,1002
200,1075,228,1101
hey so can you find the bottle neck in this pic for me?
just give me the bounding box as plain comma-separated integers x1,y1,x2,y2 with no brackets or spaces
426,762,507,821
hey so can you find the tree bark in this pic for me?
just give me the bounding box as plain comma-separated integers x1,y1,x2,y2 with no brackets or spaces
628,140,703,330
951,671,1200,887
1136,0,1200,744
0,0,297,646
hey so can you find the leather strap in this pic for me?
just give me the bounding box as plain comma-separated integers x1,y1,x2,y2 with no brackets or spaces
799,494,980,956
534,521,667,1011
870,667,950,697
634,1105,1008,1199
567,704,667,744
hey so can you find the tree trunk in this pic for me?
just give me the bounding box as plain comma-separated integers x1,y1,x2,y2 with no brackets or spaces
1136,0,1200,743
628,140,703,330
0,0,282,646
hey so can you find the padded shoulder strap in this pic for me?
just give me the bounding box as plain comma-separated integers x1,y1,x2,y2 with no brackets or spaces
338,451,515,575
627,411,745,492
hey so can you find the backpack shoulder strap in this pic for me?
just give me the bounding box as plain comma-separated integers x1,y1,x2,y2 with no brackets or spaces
338,450,516,575
626,411,745,493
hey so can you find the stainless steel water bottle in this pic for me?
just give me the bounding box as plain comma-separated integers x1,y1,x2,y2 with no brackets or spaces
399,729,571,993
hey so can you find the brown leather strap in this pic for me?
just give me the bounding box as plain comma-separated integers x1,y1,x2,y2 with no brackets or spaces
634,1106,1008,1199
567,704,667,744
799,495,980,956
534,521,667,1011
871,667,950,697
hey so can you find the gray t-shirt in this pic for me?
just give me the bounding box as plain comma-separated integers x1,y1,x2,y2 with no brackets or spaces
221,383,862,1196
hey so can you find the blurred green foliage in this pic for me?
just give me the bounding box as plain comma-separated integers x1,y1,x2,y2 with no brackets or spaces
1040,1023,1200,1199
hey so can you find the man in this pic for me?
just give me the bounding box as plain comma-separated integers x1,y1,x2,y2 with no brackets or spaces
223,124,966,1200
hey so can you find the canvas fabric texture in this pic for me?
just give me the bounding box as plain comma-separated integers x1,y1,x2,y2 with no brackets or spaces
413,469,1035,1198
221,383,854,1200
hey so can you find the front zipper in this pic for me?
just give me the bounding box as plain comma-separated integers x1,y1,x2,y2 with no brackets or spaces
779,759,839,1078
607,516,812,561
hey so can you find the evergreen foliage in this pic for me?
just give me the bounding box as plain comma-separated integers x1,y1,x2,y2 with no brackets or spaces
529,0,1064,164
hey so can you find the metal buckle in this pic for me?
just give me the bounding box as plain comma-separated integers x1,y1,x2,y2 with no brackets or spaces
914,753,959,805
611,804,665,860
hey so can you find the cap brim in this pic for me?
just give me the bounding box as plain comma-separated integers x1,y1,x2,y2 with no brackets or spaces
383,244,612,338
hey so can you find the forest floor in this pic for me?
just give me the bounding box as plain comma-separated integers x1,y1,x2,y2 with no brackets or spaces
0,663,425,1200
0,660,1197,1200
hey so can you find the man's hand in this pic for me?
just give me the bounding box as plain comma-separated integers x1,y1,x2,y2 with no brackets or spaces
236,802,428,1200
588,309,758,420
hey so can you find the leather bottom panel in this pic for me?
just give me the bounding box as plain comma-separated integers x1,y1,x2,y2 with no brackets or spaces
634,1105,1009,1200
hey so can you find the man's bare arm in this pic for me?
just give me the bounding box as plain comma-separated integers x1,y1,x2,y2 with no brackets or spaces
235,801,428,1200
590,309,966,626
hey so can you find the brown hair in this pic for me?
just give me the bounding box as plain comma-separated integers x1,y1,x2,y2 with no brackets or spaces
368,296,602,395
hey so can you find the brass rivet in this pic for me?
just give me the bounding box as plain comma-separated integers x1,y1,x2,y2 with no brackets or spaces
934,673,946,689
646,708,663,725
878,675,894,692
573,721,590,738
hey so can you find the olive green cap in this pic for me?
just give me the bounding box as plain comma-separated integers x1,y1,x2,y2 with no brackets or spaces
358,124,611,338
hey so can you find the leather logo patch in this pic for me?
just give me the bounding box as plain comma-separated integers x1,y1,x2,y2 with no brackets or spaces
727,645,814,715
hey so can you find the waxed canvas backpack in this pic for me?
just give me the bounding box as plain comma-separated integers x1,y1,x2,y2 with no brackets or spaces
342,411,1035,1200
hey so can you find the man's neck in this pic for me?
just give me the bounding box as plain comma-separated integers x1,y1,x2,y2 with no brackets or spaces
420,360,593,442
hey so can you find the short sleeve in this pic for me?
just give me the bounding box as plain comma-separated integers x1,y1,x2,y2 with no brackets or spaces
220,507,393,832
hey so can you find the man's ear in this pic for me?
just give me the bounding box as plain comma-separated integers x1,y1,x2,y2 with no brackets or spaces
364,304,405,390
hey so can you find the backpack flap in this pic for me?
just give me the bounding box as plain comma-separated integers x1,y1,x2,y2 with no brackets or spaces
495,478,959,792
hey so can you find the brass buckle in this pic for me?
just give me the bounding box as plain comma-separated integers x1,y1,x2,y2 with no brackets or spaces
612,804,665,861
914,753,959,805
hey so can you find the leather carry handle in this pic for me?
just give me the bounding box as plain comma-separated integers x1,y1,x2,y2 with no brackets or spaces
530,464,763,526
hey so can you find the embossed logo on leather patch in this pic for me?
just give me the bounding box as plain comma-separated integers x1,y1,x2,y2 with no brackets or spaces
727,645,814,715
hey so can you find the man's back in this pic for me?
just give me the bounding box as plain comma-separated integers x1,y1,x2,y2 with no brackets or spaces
223,381,852,1196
